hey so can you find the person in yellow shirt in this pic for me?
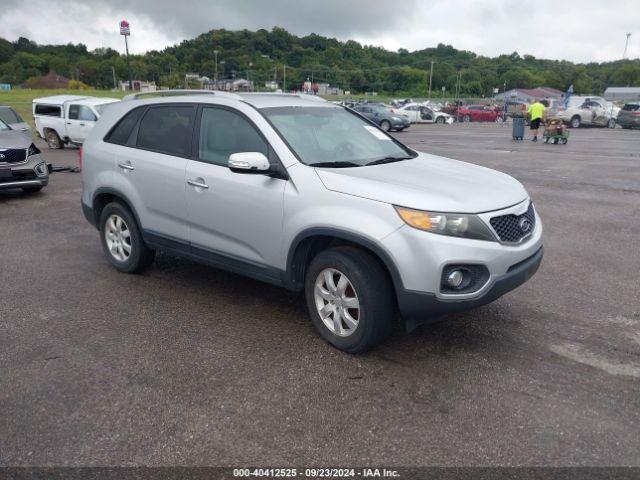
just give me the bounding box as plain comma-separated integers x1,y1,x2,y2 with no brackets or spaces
527,99,546,142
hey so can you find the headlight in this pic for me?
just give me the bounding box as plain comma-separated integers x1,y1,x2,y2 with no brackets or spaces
391,116,401,121
394,206,496,241
28,143,41,157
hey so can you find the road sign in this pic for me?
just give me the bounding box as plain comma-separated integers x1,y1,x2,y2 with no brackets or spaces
119,20,130,36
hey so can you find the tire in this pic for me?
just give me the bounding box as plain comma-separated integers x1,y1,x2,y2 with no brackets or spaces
607,118,616,128
304,246,394,353
561,138,568,144
435,116,445,124
380,120,391,132
463,114,471,123
570,116,581,129
544,136,550,143
495,116,504,123
99,201,155,273
22,186,43,193
45,130,64,149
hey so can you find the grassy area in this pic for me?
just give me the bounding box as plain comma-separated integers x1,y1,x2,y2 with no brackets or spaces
0,88,126,129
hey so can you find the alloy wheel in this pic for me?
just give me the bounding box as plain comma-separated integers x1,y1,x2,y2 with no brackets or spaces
314,268,360,337
104,214,132,262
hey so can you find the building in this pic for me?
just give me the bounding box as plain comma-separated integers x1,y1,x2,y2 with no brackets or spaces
0,83,11,91
264,81,278,91
604,87,640,101
494,87,564,103
119,80,157,92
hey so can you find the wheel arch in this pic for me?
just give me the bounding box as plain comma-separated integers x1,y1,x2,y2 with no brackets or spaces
285,228,402,300
91,187,143,231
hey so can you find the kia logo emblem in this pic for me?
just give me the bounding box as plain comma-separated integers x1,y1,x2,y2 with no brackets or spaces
0,154,4,159
519,218,531,232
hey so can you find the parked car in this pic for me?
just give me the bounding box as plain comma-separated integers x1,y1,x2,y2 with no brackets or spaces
0,118,49,193
395,103,454,124
351,103,411,131
81,92,543,353
0,106,31,134
616,102,640,129
457,105,504,123
554,96,618,128
33,95,119,148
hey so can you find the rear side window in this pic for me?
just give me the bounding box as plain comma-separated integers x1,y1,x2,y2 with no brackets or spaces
198,107,268,166
68,104,81,119
105,107,145,145
34,104,61,117
622,104,639,111
137,105,194,157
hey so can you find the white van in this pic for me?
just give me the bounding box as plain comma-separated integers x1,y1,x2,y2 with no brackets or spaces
33,95,119,148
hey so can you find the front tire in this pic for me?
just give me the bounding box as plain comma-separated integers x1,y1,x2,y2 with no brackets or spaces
304,246,394,353
570,116,581,128
607,118,616,128
380,120,391,132
436,116,445,124
99,202,155,273
463,114,471,123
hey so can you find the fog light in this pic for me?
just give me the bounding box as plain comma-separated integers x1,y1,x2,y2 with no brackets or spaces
446,270,464,289
35,162,48,177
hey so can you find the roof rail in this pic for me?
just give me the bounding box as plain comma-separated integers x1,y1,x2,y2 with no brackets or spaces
122,89,242,101
241,92,327,102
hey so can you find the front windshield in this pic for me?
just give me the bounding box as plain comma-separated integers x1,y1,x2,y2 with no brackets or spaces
262,106,415,167
0,107,23,124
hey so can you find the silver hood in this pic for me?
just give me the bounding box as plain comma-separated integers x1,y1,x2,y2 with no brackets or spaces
0,130,32,149
315,152,528,213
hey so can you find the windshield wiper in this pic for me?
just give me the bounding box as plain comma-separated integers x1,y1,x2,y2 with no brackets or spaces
308,161,362,168
365,156,413,166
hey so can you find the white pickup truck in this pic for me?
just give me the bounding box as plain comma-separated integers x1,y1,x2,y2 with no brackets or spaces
33,95,119,148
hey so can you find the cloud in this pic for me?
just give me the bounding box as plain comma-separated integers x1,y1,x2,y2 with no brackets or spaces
0,0,638,62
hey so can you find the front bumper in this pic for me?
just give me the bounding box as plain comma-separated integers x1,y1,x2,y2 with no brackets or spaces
0,156,49,190
398,246,543,330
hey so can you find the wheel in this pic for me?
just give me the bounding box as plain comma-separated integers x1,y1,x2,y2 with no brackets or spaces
570,116,581,128
552,137,558,144
495,116,504,123
99,202,155,273
304,246,394,353
21,186,43,193
436,116,445,124
561,138,568,144
463,115,471,123
45,130,64,149
544,136,550,143
607,118,616,128
380,120,391,132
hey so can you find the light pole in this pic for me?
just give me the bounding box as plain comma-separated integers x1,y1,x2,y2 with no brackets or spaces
214,50,219,89
428,60,434,99
119,20,133,91
623,33,632,59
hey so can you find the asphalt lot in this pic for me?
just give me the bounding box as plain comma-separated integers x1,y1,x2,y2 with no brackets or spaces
1,123,639,466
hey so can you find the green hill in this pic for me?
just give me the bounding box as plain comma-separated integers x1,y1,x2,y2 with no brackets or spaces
1,27,639,95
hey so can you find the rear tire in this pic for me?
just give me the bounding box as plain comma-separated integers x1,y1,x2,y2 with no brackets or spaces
463,115,471,123
45,130,64,149
607,118,616,128
380,120,391,132
99,202,155,273
436,116,445,124
304,246,394,353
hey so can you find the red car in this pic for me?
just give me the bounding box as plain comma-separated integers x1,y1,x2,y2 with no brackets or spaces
457,105,504,123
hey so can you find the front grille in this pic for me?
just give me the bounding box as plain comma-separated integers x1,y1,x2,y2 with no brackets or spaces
0,149,27,164
0,170,37,183
490,202,536,243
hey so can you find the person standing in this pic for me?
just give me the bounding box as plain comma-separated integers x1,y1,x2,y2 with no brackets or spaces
527,99,546,142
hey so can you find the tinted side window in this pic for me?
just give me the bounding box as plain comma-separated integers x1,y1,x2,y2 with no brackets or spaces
68,104,80,120
105,107,145,145
198,107,268,166
35,104,61,117
137,105,194,157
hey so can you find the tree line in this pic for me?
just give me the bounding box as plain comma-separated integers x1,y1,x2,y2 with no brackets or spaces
1,27,639,96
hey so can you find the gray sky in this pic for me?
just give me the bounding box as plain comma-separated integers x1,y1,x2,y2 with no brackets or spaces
1,0,638,62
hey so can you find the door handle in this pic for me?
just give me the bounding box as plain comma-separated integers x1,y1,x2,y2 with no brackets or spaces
187,179,209,189
80,123,85,126
118,162,135,171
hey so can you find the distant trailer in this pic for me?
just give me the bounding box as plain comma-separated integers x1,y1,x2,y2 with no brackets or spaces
604,87,640,102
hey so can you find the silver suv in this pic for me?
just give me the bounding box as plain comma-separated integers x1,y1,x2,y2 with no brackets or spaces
81,92,543,353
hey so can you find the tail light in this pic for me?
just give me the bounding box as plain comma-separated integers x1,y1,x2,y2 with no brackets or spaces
78,146,83,171
632,111,640,116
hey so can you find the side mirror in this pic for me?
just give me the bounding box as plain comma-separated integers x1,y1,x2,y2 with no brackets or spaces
228,152,271,174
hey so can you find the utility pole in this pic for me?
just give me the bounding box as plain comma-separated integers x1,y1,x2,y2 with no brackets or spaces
428,60,434,99
283,64,286,92
623,33,632,59
111,66,117,90
214,50,219,88
119,20,133,91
